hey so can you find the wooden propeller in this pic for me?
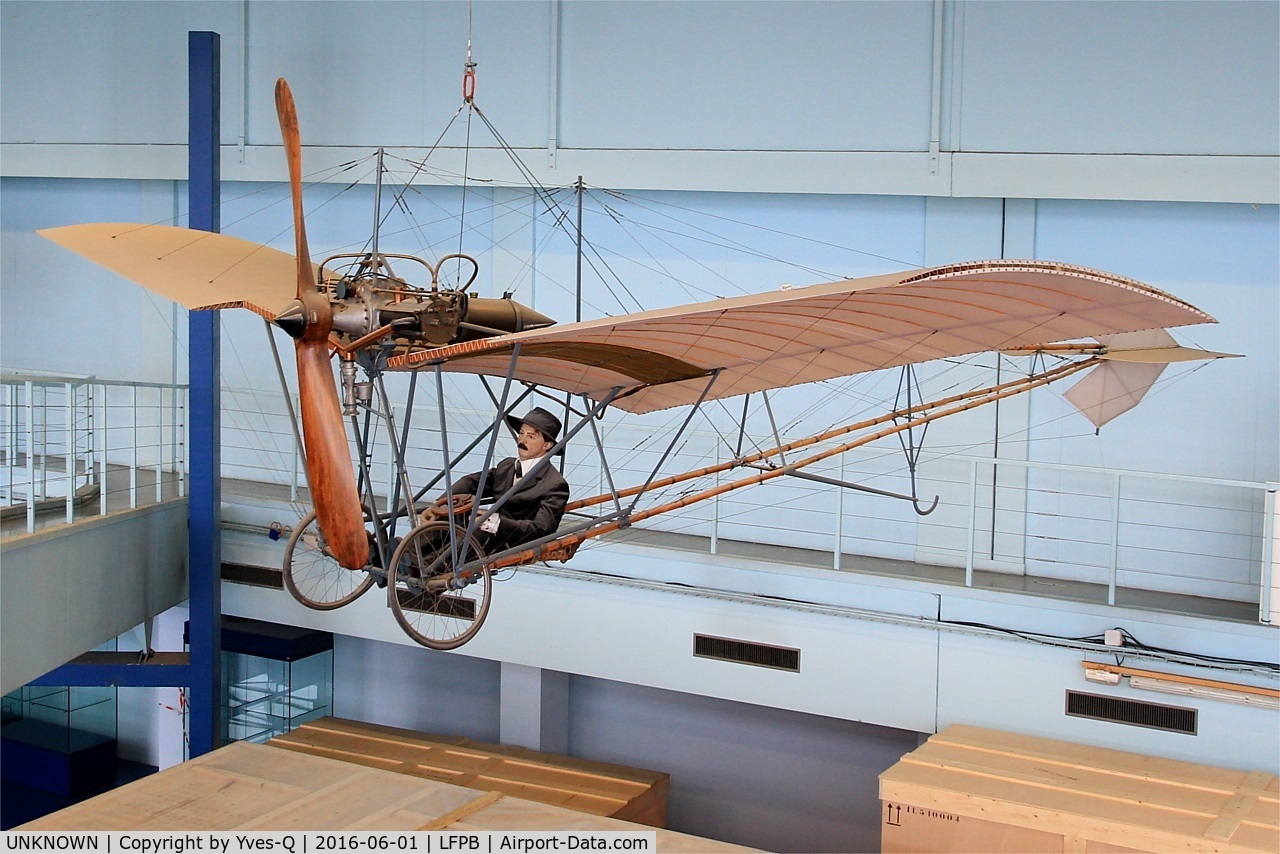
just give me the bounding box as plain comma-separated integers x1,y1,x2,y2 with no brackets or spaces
274,78,369,570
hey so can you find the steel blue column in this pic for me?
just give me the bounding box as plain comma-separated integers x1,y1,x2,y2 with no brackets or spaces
187,30,222,757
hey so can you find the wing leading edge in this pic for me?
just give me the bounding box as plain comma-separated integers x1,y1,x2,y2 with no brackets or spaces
39,222,311,321
386,260,1217,414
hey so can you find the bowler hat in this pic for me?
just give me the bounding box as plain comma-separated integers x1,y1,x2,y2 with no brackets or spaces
505,407,561,444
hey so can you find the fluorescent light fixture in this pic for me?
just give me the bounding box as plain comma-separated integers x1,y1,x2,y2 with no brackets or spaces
1128,675,1280,711
1081,660,1280,710
1084,668,1122,686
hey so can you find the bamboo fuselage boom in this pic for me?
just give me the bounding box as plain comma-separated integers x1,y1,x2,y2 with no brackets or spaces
477,356,1102,572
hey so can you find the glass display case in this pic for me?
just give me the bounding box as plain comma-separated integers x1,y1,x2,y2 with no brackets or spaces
1,685,117,796
2,685,116,745
219,617,334,745
222,648,333,743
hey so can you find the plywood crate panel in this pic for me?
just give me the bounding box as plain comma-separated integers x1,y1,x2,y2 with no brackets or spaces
267,716,668,826
18,741,482,831
879,724,1279,853
19,741,750,850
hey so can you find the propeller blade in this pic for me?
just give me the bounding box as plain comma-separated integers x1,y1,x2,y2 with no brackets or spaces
275,78,312,302
275,78,368,570
297,339,369,569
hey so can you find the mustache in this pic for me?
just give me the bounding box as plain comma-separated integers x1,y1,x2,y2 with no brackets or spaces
517,442,528,452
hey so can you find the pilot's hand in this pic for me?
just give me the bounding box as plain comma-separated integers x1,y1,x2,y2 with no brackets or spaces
480,513,501,534
423,494,474,524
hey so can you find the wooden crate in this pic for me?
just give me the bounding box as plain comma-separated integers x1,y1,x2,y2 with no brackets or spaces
879,724,1279,853
19,740,750,851
267,716,668,827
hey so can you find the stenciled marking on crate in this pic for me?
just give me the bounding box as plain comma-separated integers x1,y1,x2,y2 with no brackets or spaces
885,803,961,826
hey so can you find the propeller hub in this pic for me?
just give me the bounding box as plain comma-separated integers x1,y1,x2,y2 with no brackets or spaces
274,290,333,342
274,299,307,339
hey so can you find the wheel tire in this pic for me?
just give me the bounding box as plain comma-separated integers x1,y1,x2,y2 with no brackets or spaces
282,508,376,610
387,521,492,650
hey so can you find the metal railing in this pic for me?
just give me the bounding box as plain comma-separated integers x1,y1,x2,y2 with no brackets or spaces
12,369,1271,620
1,371,188,534
956,457,1276,613
563,421,1277,622
216,384,1277,623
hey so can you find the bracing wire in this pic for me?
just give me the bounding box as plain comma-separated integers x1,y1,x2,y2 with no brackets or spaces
600,187,920,270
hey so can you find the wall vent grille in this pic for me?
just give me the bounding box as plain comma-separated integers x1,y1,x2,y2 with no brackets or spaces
694,634,800,672
221,562,283,589
1065,690,1197,735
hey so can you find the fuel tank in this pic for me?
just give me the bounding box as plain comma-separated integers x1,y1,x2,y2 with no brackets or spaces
459,296,556,340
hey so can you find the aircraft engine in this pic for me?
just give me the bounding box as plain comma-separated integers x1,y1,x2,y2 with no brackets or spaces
323,255,554,349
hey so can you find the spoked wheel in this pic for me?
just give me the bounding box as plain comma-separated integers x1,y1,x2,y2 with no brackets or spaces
283,508,377,610
388,521,491,650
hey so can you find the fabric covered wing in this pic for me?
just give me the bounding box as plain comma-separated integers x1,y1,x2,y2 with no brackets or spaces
386,260,1216,415
39,222,305,320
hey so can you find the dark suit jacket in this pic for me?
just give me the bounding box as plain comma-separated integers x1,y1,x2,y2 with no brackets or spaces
450,457,569,552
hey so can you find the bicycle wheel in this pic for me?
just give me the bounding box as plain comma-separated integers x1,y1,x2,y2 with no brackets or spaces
282,508,376,609
387,521,492,650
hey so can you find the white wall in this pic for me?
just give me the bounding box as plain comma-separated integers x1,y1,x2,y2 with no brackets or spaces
0,501,189,695
2,1,1275,201
0,178,187,385
954,1,1278,157
116,605,193,770
324,629,920,852
566,676,920,853
333,633,501,740
223,527,1280,773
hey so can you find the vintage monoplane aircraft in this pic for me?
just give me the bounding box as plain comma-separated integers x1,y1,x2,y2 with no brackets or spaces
39,79,1234,650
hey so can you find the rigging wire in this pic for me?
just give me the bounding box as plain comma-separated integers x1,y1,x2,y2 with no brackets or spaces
599,195,847,288
594,200,749,301
467,108,647,313
600,186,920,270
